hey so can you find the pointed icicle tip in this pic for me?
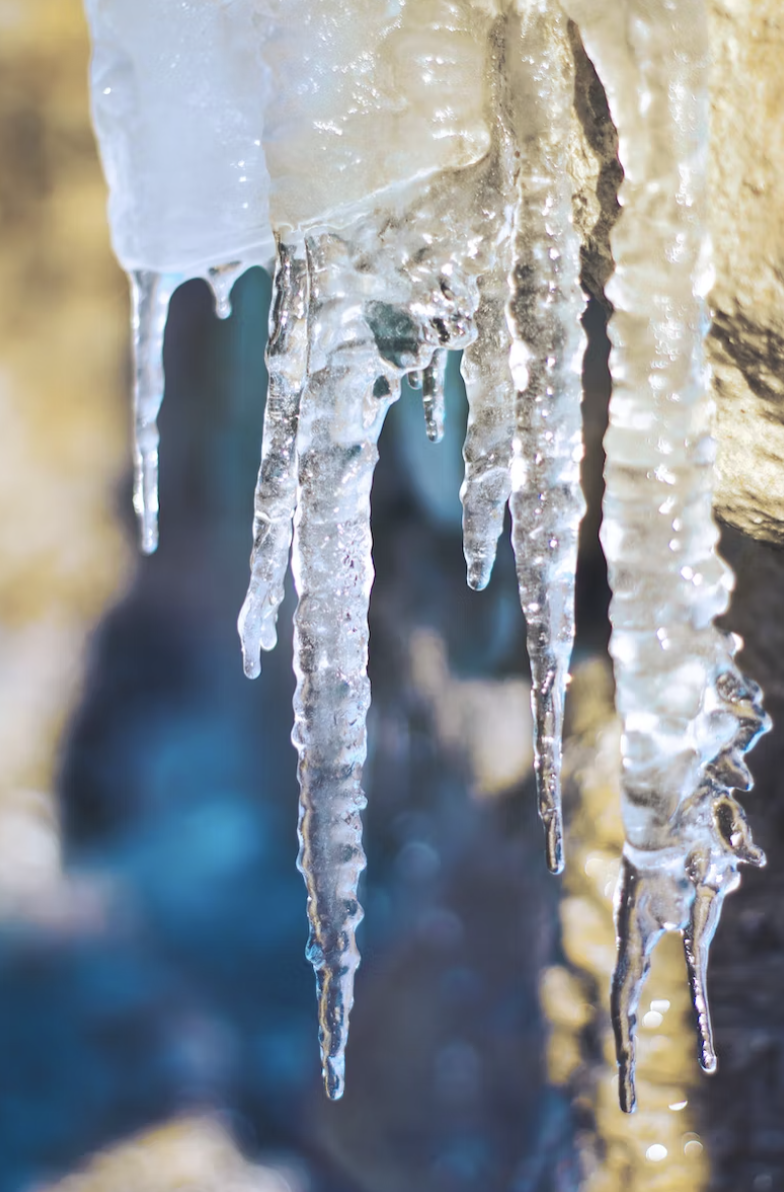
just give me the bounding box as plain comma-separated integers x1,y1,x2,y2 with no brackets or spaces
466,558,492,592
529,663,567,876
611,856,666,1114
543,812,564,876
323,1055,346,1101
683,881,722,1076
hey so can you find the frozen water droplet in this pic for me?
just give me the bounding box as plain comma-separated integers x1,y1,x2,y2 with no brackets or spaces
206,261,246,320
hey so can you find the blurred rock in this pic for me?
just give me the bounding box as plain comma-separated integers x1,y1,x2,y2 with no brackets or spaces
34,1116,302,1192
0,0,130,889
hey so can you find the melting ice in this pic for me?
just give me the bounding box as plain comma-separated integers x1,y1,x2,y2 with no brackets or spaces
83,0,769,1108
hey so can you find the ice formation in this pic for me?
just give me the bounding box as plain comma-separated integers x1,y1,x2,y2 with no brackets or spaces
84,0,769,1108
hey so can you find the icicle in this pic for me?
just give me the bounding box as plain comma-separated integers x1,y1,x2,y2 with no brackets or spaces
130,270,179,555
206,261,251,321
506,1,586,875
239,241,309,677
460,19,518,594
561,0,769,1109
421,350,447,443
290,233,400,1099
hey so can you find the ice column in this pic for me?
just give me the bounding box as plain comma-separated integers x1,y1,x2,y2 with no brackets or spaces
561,0,769,1110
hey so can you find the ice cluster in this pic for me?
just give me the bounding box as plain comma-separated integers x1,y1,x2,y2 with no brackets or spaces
83,0,769,1109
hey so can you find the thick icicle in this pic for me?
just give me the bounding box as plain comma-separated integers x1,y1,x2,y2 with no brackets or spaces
290,234,397,1100
506,1,586,875
239,242,309,677
130,270,180,555
561,0,769,1110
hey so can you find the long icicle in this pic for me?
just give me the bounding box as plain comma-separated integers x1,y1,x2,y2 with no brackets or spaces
130,270,179,554
239,240,309,677
291,233,397,1099
506,0,586,874
562,0,769,1110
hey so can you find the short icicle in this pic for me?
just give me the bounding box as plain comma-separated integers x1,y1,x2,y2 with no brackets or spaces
130,270,180,555
291,233,398,1100
239,241,309,677
506,0,586,875
561,0,769,1109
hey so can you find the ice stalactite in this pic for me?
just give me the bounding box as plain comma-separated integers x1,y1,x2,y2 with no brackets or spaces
562,0,769,1111
130,271,179,554
84,0,770,1110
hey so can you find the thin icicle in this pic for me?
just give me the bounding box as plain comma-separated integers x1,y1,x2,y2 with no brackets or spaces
460,18,518,594
239,241,309,677
130,270,180,555
507,1,586,874
421,350,447,443
291,232,398,1100
460,275,515,591
561,0,769,1110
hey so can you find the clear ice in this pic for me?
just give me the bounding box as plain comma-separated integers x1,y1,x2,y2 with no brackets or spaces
84,0,769,1106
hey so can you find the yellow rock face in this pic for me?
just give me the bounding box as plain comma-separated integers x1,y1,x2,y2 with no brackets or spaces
709,0,784,546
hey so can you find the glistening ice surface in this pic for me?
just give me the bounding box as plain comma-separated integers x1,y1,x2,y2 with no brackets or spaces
83,0,768,1107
